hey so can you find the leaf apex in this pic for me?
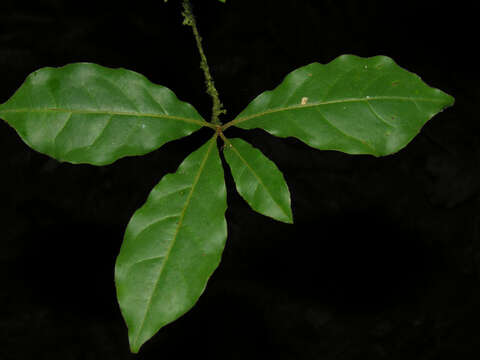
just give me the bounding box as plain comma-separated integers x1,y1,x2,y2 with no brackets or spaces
279,207,294,224
445,93,455,107
283,215,294,224
129,344,141,354
129,331,146,354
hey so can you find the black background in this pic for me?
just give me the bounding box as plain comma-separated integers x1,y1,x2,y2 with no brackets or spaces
0,0,478,359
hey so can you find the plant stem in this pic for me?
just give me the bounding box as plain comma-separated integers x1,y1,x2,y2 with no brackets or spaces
181,0,226,125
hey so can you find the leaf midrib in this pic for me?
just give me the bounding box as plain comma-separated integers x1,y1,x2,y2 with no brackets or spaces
132,134,217,350
0,107,212,127
224,95,446,129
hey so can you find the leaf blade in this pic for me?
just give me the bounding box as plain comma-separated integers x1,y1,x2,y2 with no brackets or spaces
0,63,211,165
227,55,454,156
115,135,227,353
223,137,293,223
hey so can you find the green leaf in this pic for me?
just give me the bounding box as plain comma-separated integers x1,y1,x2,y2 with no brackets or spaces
115,135,227,353
0,63,210,165
227,55,454,157
223,137,292,223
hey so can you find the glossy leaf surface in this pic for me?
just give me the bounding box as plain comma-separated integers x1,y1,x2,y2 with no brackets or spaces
228,55,454,156
0,63,208,165
115,135,227,353
223,137,292,223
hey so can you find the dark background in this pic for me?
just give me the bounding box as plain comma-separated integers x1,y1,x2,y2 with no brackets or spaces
0,0,478,359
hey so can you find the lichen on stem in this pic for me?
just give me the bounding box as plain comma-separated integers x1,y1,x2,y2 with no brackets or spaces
181,0,226,125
